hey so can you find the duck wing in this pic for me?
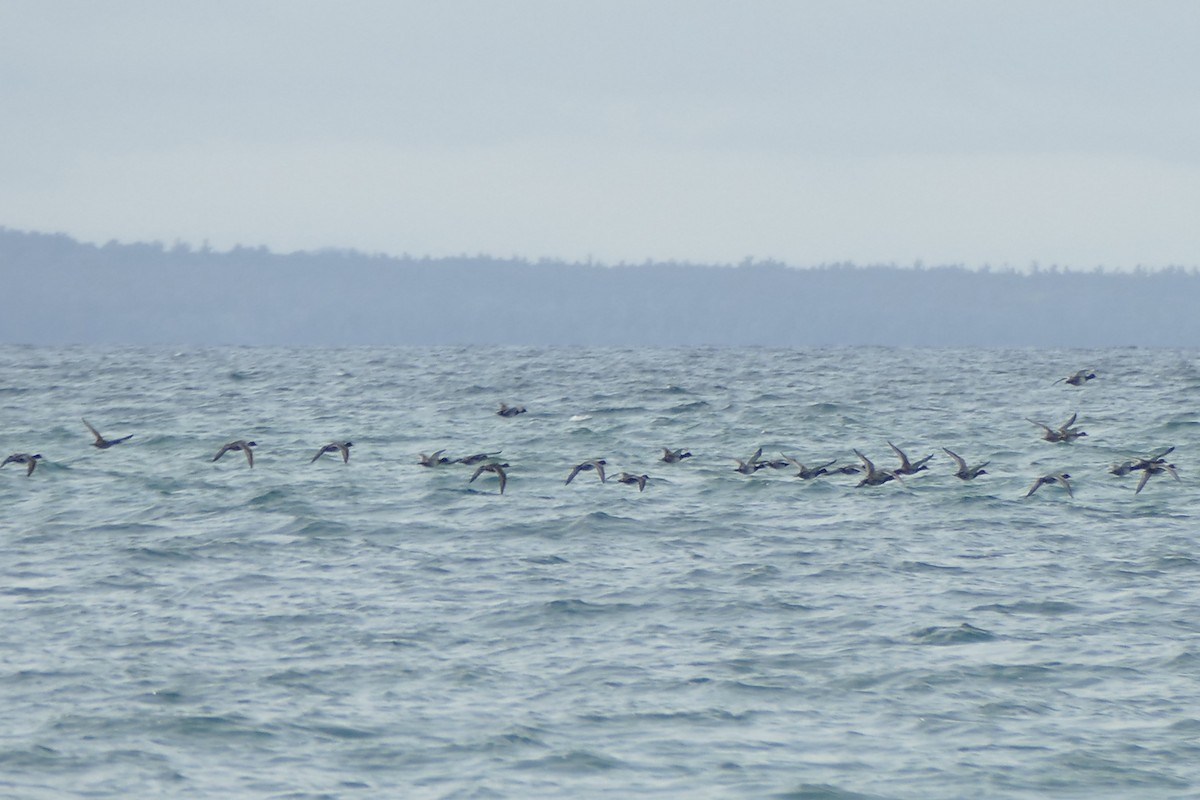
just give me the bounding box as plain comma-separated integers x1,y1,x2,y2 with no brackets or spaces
942,447,967,472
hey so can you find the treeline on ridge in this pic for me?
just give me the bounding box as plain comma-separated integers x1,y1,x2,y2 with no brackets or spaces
1,226,1197,347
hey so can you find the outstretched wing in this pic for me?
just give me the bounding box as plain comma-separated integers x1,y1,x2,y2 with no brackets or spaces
82,418,104,443
942,447,967,472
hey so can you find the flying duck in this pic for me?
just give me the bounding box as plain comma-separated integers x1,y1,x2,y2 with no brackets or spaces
419,450,454,467
1027,413,1087,442
782,455,836,479
566,459,607,485
497,403,526,417
942,447,989,480
1111,446,1174,476
456,451,503,466
1,453,43,476
311,441,353,464
469,462,508,494
1134,461,1180,495
853,449,900,487
82,418,133,449
1025,473,1073,498
213,440,256,467
616,472,649,491
733,447,768,475
888,441,934,475
1056,370,1097,386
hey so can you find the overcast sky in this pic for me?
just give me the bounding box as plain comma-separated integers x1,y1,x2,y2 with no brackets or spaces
3,1,1199,269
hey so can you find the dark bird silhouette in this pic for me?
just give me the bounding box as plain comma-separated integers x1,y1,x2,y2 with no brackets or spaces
213,440,256,467
457,451,503,466
1134,461,1180,495
419,450,454,467
311,441,353,464
782,455,836,479
942,447,989,480
1025,473,1073,498
1055,370,1096,386
854,450,900,487
83,418,133,449
470,462,508,494
1028,413,1086,442
616,472,649,491
888,441,934,475
732,447,767,475
566,459,607,485
2,453,42,476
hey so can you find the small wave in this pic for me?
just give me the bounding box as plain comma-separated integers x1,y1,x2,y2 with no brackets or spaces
83,522,168,536
972,600,1079,615
911,622,995,645
247,488,292,506
901,560,965,573
668,400,710,413
541,599,642,617
774,784,888,800
523,554,569,565
514,749,626,773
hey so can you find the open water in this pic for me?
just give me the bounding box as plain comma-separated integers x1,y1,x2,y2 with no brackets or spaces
2,345,1199,799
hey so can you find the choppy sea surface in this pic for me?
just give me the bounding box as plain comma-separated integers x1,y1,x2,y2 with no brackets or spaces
2,345,1199,799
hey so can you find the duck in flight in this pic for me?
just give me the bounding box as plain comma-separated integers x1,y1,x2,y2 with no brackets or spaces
1056,370,1097,386
1134,456,1180,495
456,451,503,466
1025,473,1072,498
782,455,837,479
83,418,133,449
419,450,454,467
853,449,900,487
2,453,43,476
616,472,649,491
566,459,607,485
1111,446,1174,476
1028,413,1087,442
888,441,934,475
213,440,256,467
942,447,989,480
660,448,692,463
497,403,526,417
732,447,768,475
469,462,508,494
310,441,353,464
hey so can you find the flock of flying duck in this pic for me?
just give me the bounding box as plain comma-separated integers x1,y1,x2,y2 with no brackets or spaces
1,370,1183,498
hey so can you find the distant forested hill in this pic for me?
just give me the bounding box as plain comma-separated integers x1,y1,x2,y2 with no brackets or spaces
2,226,1197,346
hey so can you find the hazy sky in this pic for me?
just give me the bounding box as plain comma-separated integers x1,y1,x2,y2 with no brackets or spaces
3,1,1199,268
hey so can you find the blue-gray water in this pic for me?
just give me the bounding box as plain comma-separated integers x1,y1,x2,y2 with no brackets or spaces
3,345,1199,799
